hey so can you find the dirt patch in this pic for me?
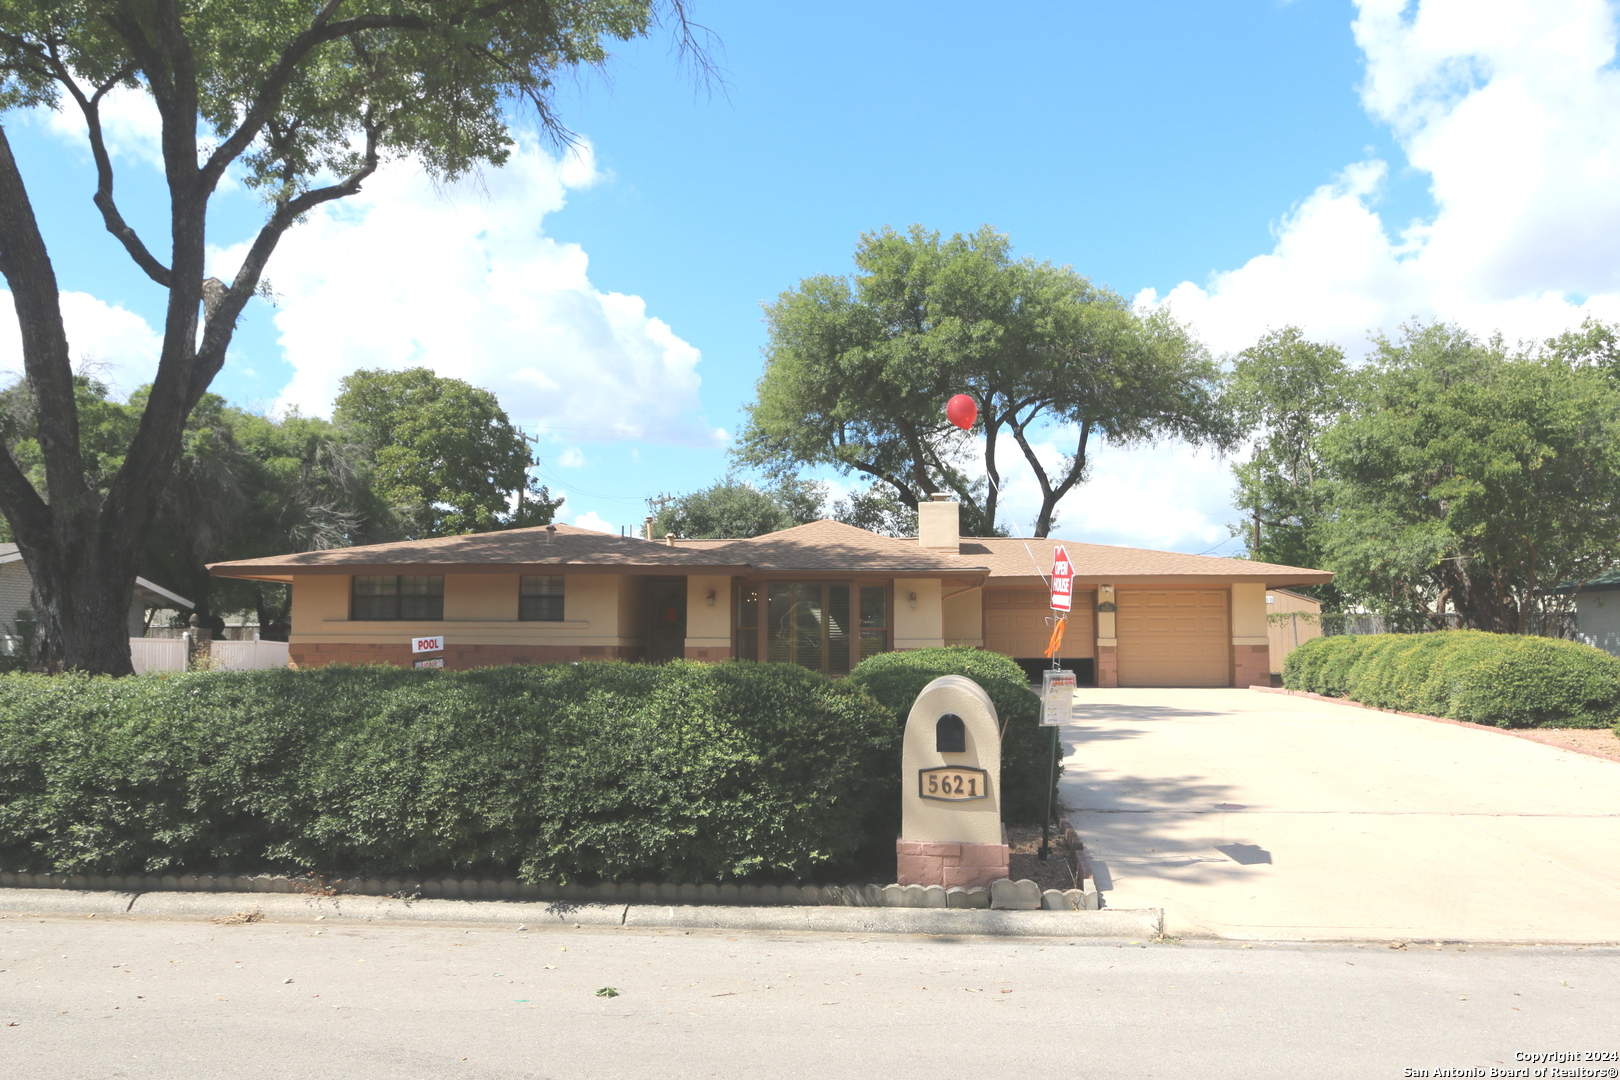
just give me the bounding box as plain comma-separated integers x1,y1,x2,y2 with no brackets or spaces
1005,824,1084,892
1523,727,1620,762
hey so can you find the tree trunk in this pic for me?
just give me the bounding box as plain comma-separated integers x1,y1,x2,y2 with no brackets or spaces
26,542,138,675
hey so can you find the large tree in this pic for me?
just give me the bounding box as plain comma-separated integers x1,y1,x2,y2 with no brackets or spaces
1226,326,1349,606
0,1,695,673
334,367,560,538
1316,322,1620,632
650,477,824,540
738,225,1230,537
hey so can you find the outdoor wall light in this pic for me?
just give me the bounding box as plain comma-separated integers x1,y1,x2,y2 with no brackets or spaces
705,589,716,607
908,591,918,609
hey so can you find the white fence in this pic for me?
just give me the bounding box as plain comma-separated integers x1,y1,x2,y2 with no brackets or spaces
130,637,186,675
128,635,289,674
210,638,290,671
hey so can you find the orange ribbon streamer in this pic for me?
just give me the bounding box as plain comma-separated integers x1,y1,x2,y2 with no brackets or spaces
1043,615,1067,658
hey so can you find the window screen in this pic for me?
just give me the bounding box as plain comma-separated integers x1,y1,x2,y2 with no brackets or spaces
351,575,443,620
519,575,565,621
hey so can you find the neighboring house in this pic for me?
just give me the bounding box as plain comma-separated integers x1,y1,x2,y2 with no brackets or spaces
1571,569,1620,655
208,497,1332,688
1266,587,1323,673
0,543,195,645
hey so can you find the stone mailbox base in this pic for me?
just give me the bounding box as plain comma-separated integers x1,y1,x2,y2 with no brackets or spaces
896,826,1010,889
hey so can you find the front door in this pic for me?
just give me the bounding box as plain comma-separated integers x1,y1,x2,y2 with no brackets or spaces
644,578,688,662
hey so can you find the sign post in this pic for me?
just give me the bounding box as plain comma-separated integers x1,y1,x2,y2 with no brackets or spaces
1040,546,1076,860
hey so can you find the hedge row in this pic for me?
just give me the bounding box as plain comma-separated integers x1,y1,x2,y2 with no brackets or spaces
1282,631,1620,728
847,646,1056,822
0,661,898,882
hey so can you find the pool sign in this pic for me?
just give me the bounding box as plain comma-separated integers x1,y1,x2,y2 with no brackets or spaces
1049,545,1074,612
411,635,445,654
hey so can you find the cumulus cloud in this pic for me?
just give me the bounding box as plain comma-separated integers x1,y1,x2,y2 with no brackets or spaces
210,139,711,443
557,446,586,468
1138,0,1620,355
572,510,617,534
0,290,162,393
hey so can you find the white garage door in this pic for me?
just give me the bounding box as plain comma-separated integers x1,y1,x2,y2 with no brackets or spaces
1116,589,1229,687
984,589,1094,659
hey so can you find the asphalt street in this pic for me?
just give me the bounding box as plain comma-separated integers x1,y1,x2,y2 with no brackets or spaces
3,913,1616,1079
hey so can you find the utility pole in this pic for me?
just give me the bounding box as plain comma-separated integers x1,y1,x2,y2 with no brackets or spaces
1252,509,1261,557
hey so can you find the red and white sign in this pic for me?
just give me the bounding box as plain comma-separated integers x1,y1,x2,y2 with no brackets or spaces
411,635,445,654
1049,545,1074,613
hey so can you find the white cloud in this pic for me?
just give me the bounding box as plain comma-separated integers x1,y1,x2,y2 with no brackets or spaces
0,290,162,393
1138,0,1620,355
557,446,586,468
43,85,163,170
573,510,617,534
212,139,711,443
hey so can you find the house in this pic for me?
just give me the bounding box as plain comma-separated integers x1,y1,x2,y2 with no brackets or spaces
207,497,1333,687
1570,569,1620,655
0,543,195,647
1265,587,1324,674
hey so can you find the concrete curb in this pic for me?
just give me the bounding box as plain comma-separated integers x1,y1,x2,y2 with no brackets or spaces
0,888,1160,938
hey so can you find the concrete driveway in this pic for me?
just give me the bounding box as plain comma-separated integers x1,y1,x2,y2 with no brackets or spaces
1058,688,1620,943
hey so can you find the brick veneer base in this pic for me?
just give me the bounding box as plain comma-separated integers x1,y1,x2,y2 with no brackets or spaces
1232,643,1270,689
1096,645,1118,688
896,827,1011,889
290,642,641,669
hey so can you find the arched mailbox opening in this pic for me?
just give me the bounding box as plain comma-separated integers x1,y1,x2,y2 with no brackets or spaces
895,675,1010,889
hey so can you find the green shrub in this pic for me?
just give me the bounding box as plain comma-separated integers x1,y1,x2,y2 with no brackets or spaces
847,646,1055,823
1281,632,1620,728
0,661,898,882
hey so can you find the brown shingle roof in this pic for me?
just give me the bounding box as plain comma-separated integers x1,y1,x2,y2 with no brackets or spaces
959,537,1332,587
207,523,748,581
210,518,1332,588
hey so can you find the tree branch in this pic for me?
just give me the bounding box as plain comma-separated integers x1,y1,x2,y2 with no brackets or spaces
53,58,173,287
0,123,88,519
189,119,383,408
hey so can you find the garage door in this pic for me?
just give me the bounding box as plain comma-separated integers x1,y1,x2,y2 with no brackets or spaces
984,589,1094,659
1116,589,1229,687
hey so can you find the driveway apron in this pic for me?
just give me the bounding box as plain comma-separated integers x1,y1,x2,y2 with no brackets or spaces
1058,688,1620,942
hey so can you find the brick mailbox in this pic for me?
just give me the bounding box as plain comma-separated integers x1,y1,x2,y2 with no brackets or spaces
895,675,1010,888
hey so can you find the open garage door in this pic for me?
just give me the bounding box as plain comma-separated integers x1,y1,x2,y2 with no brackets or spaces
1116,589,1229,687
984,589,1094,659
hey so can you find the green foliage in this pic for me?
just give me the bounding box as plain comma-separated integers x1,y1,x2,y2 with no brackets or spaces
847,647,1056,823
1282,632,1620,728
0,661,898,883
653,479,827,539
334,368,561,538
739,225,1228,537
1226,327,1349,607
1239,322,1620,631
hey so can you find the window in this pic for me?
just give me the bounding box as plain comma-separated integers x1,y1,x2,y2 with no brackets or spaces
519,575,565,621
351,575,443,621
737,582,888,676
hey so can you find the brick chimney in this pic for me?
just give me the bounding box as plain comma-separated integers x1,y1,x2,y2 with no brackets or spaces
918,493,960,550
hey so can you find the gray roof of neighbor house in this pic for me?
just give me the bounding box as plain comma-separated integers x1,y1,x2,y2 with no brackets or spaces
0,544,195,609
209,520,1333,589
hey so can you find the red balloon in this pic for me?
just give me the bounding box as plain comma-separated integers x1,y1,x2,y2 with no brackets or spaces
946,394,978,431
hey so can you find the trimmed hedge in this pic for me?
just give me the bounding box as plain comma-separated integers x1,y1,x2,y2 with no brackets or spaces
847,646,1057,823
1282,631,1620,728
0,661,897,882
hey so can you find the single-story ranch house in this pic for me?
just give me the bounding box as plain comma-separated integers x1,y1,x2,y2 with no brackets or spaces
208,497,1332,687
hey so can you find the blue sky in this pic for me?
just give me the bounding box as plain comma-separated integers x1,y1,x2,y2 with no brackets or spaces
6,0,1620,554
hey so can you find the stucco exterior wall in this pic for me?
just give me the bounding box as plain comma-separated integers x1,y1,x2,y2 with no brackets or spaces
684,574,731,660
1230,582,1270,687
287,572,644,667
942,586,983,648
893,577,945,650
